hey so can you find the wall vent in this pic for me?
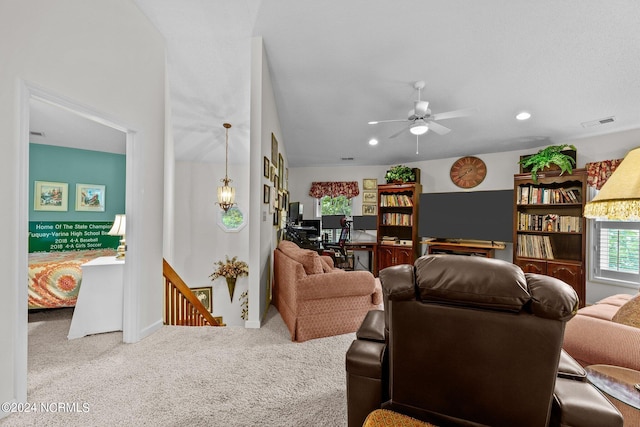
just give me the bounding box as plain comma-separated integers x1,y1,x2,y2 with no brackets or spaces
581,116,616,128
341,157,354,161
29,131,45,137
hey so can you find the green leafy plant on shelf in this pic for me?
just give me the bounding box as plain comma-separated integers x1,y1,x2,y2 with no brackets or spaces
385,165,415,184
518,144,577,183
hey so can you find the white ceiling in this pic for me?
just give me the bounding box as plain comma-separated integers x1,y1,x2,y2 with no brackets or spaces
32,1,640,168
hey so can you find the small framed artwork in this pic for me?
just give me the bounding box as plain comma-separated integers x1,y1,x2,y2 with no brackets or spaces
278,153,284,189
274,174,279,190
363,178,378,190
34,181,68,211
191,287,212,312
271,133,278,164
362,191,377,204
270,165,276,181
263,156,270,178
263,184,270,204
363,204,377,216
273,210,280,226
75,183,106,212
278,192,283,210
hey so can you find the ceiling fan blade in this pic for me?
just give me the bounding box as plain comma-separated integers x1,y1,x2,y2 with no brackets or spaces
368,119,407,125
427,120,451,135
388,126,409,139
431,108,477,121
414,100,429,117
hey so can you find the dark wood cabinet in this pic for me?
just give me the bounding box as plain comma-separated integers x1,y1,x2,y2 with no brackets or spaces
376,182,421,273
513,169,587,306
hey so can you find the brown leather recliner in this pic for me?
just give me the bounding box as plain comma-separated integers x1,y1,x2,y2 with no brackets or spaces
346,255,623,427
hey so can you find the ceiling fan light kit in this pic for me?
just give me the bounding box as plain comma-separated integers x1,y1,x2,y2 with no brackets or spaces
409,120,429,135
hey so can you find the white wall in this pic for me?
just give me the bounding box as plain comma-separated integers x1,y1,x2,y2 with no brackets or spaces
173,162,250,326
248,37,286,327
289,128,640,303
0,0,165,413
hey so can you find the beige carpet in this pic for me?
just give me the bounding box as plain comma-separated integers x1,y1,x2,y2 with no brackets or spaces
1,306,355,426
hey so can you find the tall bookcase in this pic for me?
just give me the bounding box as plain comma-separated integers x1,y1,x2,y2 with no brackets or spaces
513,168,587,306
376,182,422,274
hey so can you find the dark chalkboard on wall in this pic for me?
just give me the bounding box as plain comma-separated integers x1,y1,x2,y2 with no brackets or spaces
419,190,514,243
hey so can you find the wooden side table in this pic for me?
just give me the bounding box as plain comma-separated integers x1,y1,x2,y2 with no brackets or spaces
68,256,125,339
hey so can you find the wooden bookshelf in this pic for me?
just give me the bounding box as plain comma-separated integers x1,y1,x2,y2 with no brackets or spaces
513,168,587,306
376,182,421,274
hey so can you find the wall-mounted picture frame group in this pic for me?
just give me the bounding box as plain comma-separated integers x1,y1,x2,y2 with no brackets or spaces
34,181,68,211
75,183,106,212
191,286,212,312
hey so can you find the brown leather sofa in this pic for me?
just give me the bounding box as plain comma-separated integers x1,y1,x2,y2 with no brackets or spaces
346,255,623,427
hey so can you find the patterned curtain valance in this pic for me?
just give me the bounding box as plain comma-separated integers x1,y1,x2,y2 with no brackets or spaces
309,181,360,199
586,159,624,190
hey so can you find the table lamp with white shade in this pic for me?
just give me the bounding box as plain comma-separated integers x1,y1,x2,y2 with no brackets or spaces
108,214,126,259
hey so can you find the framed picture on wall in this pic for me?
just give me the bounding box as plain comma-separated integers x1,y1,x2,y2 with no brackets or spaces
363,204,377,216
34,181,68,211
278,154,284,189
263,156,270,178
363,178,378,190
271,133,278,164
263,184,270,204
191,287,212,312
75,183,106,212
362,191,377,204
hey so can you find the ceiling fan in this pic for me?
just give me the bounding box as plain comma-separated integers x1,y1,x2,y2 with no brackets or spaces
368,81,475,153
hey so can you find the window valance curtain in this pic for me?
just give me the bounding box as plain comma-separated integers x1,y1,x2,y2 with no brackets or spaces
309,181,360,198
586,159,624,190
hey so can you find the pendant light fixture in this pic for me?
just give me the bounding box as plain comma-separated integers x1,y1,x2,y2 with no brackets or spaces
217,123,235,212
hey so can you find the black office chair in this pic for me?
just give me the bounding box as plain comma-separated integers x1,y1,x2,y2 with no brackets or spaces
324,218,352,269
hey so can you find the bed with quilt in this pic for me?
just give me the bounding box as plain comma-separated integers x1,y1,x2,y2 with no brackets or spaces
28,249,117,309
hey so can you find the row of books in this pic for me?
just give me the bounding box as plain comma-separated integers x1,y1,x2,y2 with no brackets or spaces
517,185,581,205
517,234,554,259
379,194,414,207
380,213,413,226
517,213,582,233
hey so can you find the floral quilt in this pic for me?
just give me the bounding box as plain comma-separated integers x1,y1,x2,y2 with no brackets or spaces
28,249,116,309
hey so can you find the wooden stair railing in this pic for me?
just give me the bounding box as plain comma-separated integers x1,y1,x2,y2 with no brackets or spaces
163,259,223,326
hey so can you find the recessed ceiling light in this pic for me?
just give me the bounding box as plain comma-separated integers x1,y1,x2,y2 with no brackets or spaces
369,138,378,146
516,111,532,121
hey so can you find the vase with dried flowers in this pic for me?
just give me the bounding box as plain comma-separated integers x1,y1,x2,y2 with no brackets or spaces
209,255,249,302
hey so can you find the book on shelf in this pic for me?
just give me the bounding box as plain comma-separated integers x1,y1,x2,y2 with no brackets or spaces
517,213,582,232
381,213,413,226
517,234,554,259
516,185,582,205
380,194,414,207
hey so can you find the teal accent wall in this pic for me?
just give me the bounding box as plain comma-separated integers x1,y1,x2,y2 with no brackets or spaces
29,143,126,222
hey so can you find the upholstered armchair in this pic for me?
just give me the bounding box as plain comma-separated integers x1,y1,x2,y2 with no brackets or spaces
346,255,623,427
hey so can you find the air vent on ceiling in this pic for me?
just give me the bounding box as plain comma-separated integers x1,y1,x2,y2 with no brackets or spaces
341,157,354,161
581,116,616,128
30,131,45,137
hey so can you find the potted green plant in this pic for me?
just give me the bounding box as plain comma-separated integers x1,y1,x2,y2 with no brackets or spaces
518,144,577,183
385,165,416,184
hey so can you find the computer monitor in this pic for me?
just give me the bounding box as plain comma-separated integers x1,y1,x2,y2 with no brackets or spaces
288,202,302,225
353,215,377,231
300,219,320,237
321,215,344,230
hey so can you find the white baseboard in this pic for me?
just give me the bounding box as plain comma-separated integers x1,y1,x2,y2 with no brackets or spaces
139,318,163,340
244,320,261,328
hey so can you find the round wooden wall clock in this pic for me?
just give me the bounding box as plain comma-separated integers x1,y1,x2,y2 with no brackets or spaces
450,156,487,188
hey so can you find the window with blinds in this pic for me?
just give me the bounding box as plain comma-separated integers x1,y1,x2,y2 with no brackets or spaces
594,221,640,284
